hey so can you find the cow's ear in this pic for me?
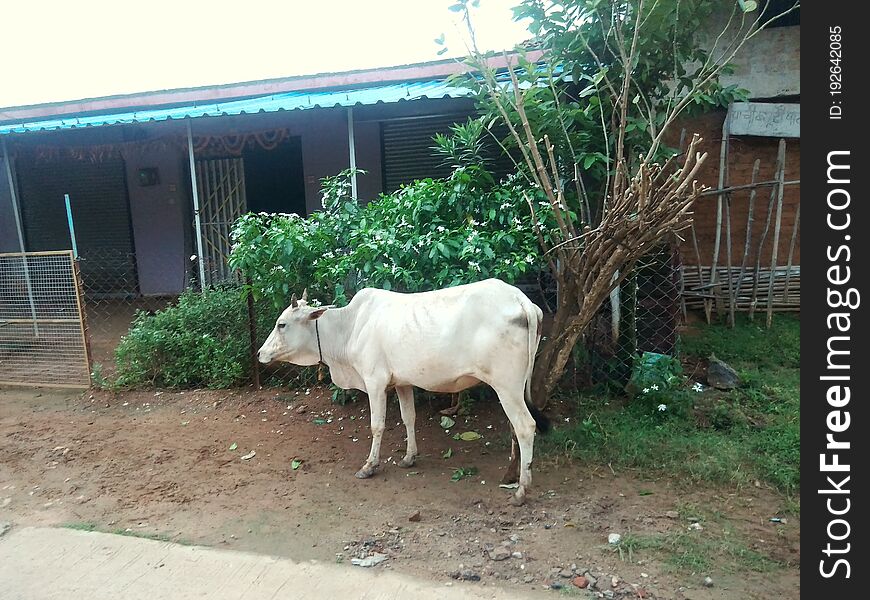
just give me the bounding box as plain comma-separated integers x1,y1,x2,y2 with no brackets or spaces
308,307,327,321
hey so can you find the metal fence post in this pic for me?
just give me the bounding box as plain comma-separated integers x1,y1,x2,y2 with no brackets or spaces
1,137,39,336
246,276,260,389
187,120,207,290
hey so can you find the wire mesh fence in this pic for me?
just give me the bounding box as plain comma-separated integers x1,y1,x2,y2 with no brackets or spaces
247,251,681,394
0,251,90,387
60,242,685,394
560,245,683,391
76,248,177,380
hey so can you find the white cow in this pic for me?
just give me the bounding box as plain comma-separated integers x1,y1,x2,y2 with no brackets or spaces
258,279,549,505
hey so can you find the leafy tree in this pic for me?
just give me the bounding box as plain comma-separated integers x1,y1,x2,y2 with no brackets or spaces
447,0,798,406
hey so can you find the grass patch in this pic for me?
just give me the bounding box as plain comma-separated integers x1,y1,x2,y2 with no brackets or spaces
679,313,799,369
615,528,780,574
545,314,800,495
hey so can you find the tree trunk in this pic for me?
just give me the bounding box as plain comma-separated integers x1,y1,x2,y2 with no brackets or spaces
530,310,585,408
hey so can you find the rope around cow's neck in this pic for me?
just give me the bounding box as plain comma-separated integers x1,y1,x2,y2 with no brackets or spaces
315,319,325,366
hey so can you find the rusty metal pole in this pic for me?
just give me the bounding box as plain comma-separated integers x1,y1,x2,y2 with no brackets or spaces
246,276,260,389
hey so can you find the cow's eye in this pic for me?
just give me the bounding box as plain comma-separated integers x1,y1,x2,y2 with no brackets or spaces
277,323,286,330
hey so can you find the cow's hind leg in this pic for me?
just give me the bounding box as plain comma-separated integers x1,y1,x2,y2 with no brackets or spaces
356,382,387,479
494,386,536,505
396,385,418,467
500,429,520,485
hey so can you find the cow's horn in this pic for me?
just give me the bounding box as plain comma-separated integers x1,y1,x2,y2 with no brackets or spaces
301,288,308,302
290,293,298,308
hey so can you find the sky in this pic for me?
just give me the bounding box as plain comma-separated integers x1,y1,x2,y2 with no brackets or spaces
2,0,531,109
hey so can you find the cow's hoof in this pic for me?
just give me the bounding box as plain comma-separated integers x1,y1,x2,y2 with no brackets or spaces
398,456,416,468
355,465,378,479
509,489,526,506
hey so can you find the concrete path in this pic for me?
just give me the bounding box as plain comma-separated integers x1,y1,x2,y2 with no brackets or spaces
0,525,540,600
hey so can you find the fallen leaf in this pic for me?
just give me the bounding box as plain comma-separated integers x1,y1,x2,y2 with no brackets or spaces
228,442,238,451
458,431,481,441
240,450,256,460
440,416,455,429
442,448,453,459
291,459,302,470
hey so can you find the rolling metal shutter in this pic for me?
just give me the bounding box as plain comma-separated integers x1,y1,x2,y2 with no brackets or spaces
382,115,459,193
382,115,518,193
16,154,137,296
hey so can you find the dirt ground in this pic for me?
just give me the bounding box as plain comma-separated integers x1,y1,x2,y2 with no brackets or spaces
0,385,799,599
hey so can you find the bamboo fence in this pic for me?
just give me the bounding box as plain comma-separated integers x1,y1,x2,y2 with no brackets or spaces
680,131,800,327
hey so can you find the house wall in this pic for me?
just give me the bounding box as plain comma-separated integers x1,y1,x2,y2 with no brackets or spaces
285,108,383,212
0,155,20,253
352,120,384,203
719,26,799,100
123,144,190,296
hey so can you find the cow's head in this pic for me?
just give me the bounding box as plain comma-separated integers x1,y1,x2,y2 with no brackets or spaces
257,289,327,365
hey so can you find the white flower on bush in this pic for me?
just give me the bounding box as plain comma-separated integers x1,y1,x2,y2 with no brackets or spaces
657,404,667,412
524,255,534,264
642,387,650,394
468,260,481,272
650,384,660,391
436,226,446,233
500,202,511,209
692,382,704,393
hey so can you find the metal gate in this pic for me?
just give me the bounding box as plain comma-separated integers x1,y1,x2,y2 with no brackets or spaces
0,251,90,387
195,158,247,285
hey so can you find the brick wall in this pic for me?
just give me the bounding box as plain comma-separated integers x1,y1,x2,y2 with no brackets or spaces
676,111,800,268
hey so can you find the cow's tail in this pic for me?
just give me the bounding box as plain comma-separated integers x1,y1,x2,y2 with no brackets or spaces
523,300,551,434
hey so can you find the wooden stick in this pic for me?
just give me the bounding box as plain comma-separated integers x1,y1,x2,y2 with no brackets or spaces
749,141,785,321
734,159,760,322
678,128,709,323
709,117,729,320
688,224,712,323
695,178,799,197
765,139,787,328
782,201,801,303
724,151,735,326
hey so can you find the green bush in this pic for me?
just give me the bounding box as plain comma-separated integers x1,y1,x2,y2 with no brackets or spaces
230,164,558,308
114,288,251,389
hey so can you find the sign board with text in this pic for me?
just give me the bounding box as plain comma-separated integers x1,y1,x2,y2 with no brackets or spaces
727,102,800,138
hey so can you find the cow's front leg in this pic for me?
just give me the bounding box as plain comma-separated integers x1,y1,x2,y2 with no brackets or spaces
396,385,417,467
356,383,387,479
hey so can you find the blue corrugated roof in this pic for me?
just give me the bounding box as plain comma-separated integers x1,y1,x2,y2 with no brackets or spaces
0,79,475,135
